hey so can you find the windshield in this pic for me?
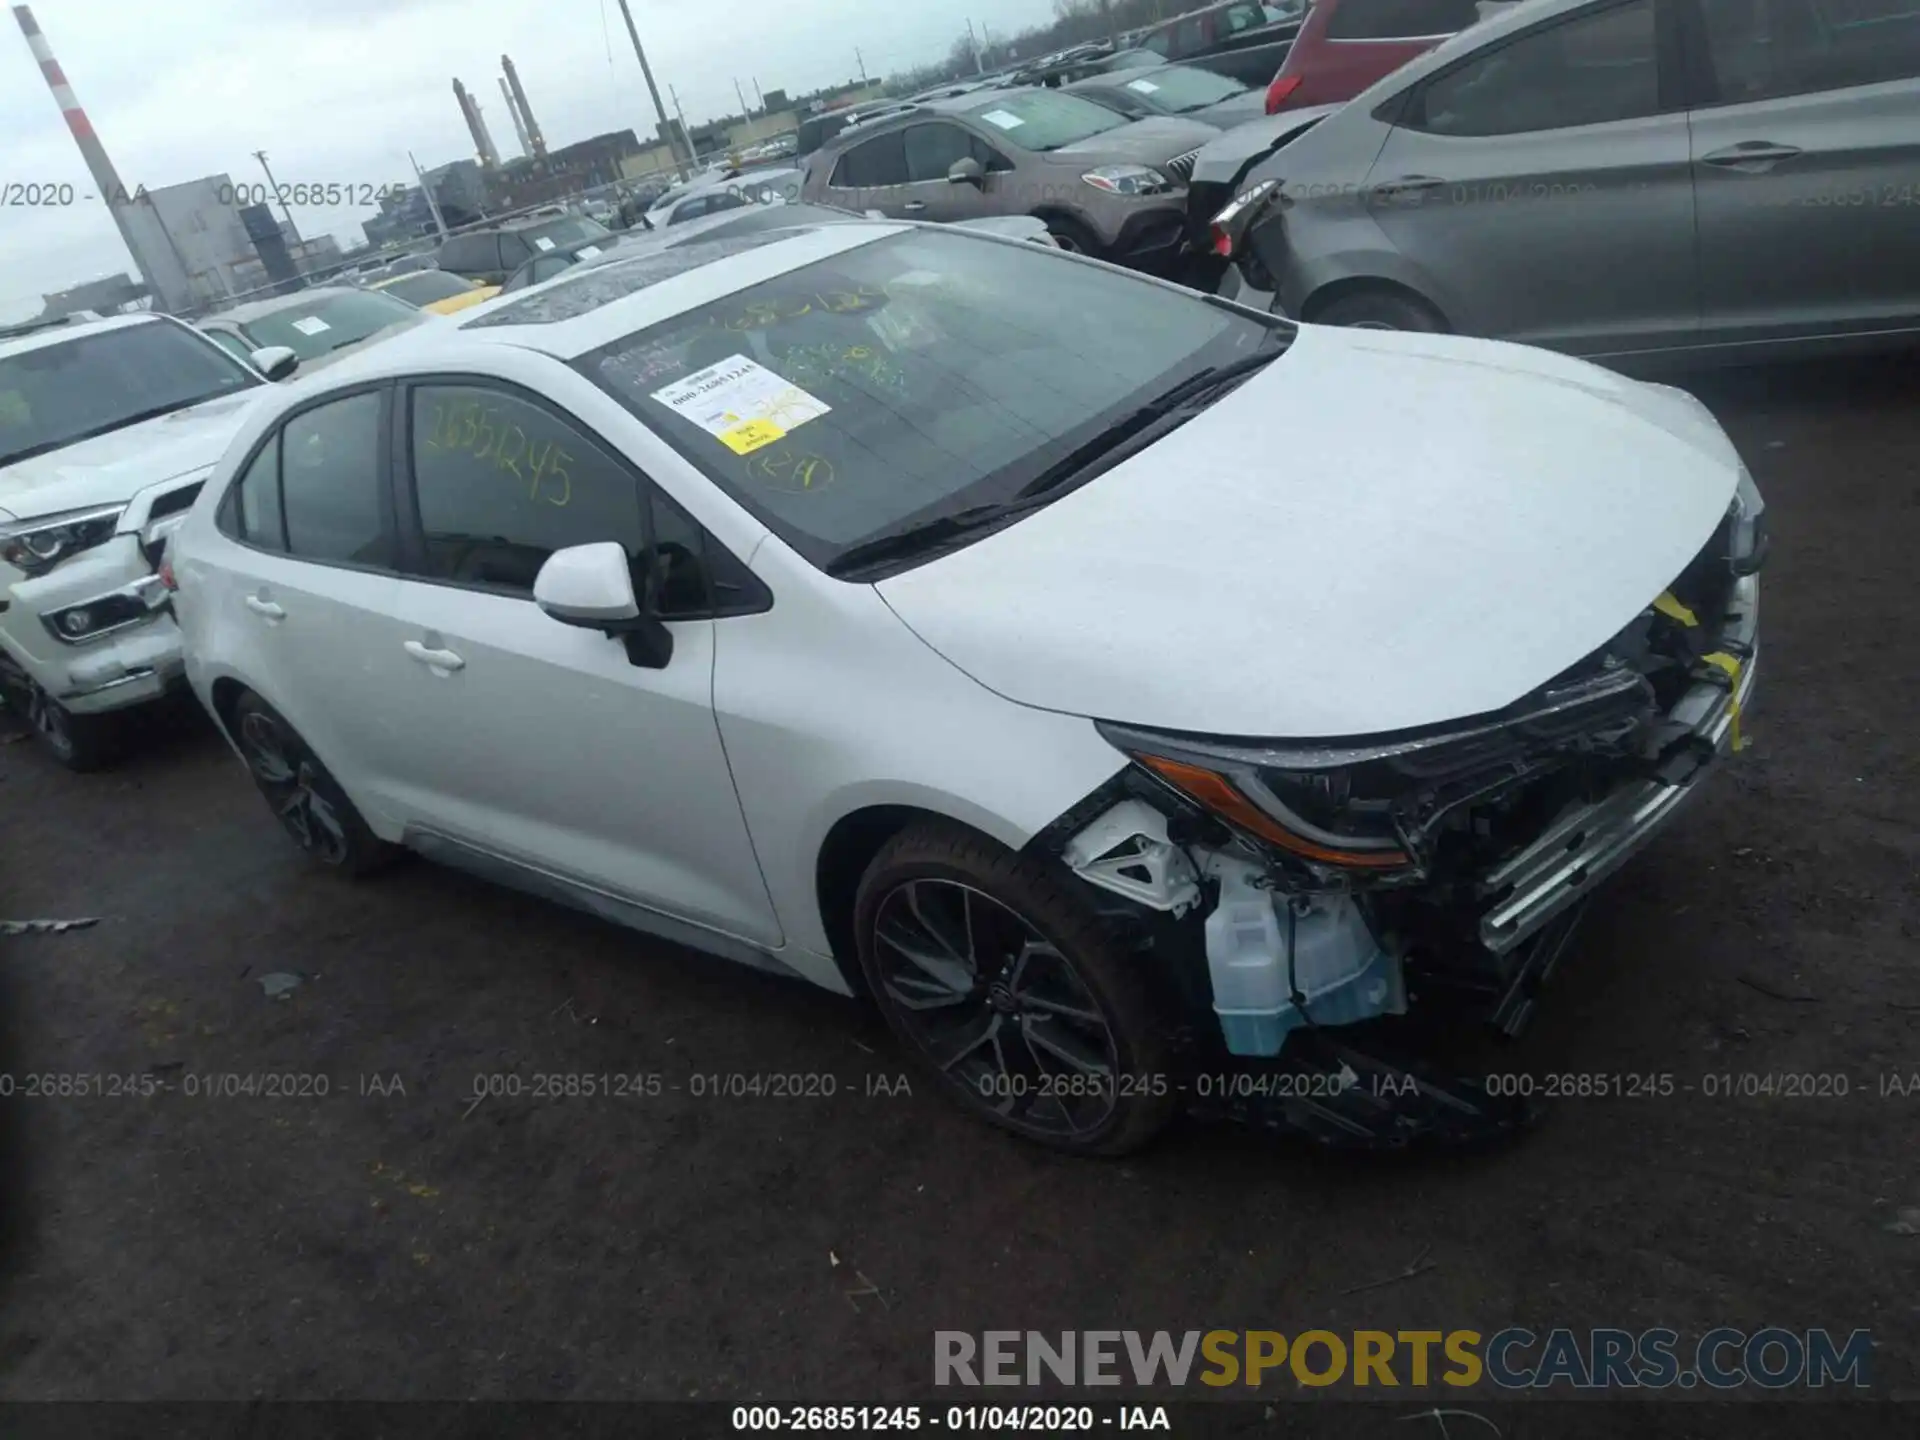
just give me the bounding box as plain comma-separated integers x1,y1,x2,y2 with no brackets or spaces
380,271,478,306
523,216,614,250
580,229,1274,569
1115,65,1249,111
0,321,260,468
237,291,422,360
962,91,1130,150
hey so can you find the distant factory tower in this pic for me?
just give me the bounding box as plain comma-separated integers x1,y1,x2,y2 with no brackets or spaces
11,4,181,307
499,77,531,158
452,78,500,168
502,55,547,159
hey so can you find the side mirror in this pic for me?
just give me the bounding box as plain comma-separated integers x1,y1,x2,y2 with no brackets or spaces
532,542,674,669
948,157,985,187
250,346,299,382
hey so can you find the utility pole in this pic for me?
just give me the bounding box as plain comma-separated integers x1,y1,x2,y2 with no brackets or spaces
978,21,993,67
734,77,750,118
1099,0,1121,47
855,47,867,82
612,0,691,181
753,77,765,109
670,84,693,170
408,151,449,242
966,19,985,74
252,149,298,240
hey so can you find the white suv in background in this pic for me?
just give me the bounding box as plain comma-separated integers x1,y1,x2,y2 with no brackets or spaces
0,313,272,769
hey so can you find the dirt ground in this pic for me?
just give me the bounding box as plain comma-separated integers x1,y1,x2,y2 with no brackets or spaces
0,351,1914,1430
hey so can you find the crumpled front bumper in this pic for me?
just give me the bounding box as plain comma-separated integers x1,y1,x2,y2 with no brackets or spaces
0,534,185,715
1478,573,1760,955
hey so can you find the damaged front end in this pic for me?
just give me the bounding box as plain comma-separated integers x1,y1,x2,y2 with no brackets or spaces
1038,476,1764,1148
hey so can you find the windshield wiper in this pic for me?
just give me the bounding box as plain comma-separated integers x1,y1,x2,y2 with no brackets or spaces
825,503,1028,579
0,393,236,468
1010,335,1292,505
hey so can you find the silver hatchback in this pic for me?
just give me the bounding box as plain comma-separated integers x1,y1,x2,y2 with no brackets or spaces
1224,0,1920,363
800,88,1219,268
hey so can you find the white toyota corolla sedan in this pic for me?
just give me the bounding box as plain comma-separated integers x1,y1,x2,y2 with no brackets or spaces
167,219,1764,1155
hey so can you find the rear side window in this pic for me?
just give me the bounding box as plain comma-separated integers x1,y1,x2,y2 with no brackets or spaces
1225,2,1267,30
1410,0,1661,134
1327,0,1482,39
281,393,392,567
407,383,646,594
831,131,910,188
218,437,286,550
1699,0,1920,102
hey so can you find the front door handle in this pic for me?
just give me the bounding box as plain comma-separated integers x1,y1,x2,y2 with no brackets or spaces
403,640,465,673
1700,142,1803,172
1369,174,1445,204
244,595,285,622
901,200,928,212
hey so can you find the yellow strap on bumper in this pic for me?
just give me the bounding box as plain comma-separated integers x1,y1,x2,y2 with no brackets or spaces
1702,651,1747,752
1654,590,1699,628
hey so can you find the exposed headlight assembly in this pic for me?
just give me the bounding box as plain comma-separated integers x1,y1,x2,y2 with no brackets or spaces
1100,667,1656,880
1728,468,1768,576
0,504,126,576
1081,165,1172,197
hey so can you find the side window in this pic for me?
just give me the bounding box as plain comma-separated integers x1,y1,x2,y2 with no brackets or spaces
1410,0,1660,136
217,436,286,550
830,130,910,188
1700,0,1920,103
498,235,527,269
904,123,977,182
281,393,391,567
1328,0,1483,39
204,329,253,364
1225,3,1265,31
1141,27,1174,55
646,486,710,618
1176,16,1209,51
407,384,645,595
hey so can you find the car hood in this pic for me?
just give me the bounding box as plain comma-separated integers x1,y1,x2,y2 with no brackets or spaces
877,325,1744,739
1187,92,1272,129
0,389,265,522
1190,104,1345,186
1054,115,1222,165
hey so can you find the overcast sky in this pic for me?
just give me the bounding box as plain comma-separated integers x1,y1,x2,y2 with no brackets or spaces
0,0,1054,319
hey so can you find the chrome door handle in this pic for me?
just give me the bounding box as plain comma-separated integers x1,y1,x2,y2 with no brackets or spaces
403,640,465,672
244,595,285,622
1700,142,1802,171
901,200,928,212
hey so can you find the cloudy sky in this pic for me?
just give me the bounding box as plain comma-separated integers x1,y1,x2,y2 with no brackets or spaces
0,0,1055,319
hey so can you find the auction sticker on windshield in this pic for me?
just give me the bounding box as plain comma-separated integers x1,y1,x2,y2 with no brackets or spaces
534,236,556,251
290,316,331,336
651,355,831,456
979,110,1025,130
1127,78,1161,93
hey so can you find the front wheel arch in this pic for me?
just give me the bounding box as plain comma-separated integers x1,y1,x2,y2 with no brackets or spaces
1301,278,1450,332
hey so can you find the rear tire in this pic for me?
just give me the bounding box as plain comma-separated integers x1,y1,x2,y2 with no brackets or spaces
1311,288,1445,333
230,692,393,877
854,820,1177,1156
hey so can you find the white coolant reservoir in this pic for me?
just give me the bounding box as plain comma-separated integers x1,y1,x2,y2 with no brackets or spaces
1202,856,1406,1057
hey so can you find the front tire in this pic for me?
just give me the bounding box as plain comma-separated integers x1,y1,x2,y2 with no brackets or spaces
854,821,1176,1156
21,681,119,773
230,692,392,876
1310,288,1445,332
1038,214,1102,258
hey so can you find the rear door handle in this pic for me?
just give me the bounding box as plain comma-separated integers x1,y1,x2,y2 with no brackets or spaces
244,595,285,622
901,200,928,212
1700,142,1803,172
403,640,465,673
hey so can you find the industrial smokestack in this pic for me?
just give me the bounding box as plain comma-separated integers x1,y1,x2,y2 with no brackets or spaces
452,78,499,168
11,4,188,310
498,76,531,159
501,55,547,159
